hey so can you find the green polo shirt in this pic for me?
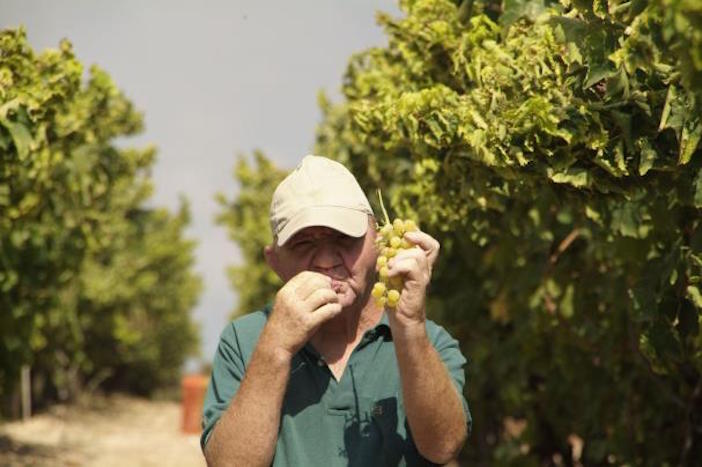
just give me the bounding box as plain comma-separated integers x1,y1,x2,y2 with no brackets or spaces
201,305,471,466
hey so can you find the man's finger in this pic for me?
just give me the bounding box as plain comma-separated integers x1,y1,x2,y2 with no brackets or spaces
388,254,429,283
310,302,343,325
291,271,333,299
305,288,339,311
403,231,440,266
391,246,425,263
390,247,428,272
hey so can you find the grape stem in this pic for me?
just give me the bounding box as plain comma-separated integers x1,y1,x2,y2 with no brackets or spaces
377,189,391,226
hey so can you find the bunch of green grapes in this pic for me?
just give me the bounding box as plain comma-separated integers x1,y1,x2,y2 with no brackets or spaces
371,218,418,308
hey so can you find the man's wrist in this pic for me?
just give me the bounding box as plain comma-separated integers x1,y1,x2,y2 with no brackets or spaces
390,319,429,346
257,331,295,367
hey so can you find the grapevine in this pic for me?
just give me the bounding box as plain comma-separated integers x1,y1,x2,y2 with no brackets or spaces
371,190,418,309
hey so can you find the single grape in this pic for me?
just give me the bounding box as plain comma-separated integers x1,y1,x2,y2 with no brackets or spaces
404,219,418,232
393,218,405,236
387,289,400,307
379,266,389,279
381,223,393,237
376,256,388,269
371,282,386,298
382,247,396,258
390,236,401,248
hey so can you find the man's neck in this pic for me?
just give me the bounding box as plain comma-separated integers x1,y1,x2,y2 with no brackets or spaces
311,298,383,360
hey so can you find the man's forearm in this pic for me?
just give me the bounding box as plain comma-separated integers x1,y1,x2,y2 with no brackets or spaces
394,330,467,464
205,335,291,467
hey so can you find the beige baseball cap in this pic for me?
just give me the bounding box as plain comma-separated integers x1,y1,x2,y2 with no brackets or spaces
270,155,374,246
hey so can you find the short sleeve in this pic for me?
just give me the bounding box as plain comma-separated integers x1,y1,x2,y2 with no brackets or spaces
200,323,246,451
430,323,472,435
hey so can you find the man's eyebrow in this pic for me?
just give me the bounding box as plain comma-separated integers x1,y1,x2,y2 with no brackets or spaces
290,228,349,243
290,232,315,242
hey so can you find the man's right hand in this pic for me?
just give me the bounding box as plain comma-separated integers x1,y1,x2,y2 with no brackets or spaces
205,270,340,466
262,271,342,360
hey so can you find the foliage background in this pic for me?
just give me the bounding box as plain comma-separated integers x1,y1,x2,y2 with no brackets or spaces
216,0,702,464
0,29,201,411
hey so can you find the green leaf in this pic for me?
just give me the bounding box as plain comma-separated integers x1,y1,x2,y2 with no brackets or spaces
658,86,675,132
637,138,657,176
679,116,701,165
1,270,19,292
584,63,618,89
610,202,652,238
501,0,546,27
688,285,702,309
0,117,33,160
606,67,630,99
694,169,702,208
560,284,575,318
0,184,9,206
547,168,590,188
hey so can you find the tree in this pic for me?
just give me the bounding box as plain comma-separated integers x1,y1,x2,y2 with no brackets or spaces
0,28,201,410
219,0,702,463
215,151,286,317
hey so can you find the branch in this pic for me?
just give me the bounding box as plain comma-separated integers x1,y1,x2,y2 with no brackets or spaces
549,228,582,266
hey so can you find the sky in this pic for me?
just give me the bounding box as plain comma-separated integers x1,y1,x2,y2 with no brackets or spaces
1,0,401,363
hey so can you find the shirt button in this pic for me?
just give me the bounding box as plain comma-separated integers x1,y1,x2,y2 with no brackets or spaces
317,359,325,366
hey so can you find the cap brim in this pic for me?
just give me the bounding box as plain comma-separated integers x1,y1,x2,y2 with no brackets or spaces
277,206,370,246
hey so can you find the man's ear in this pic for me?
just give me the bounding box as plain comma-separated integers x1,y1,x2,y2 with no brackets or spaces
264,244,281,278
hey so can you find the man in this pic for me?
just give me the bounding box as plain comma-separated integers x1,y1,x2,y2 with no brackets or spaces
201,155,471,466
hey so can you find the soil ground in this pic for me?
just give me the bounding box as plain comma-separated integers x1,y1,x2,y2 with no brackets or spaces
0,395,205,467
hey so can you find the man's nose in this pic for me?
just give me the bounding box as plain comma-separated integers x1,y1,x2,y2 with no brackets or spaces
311,242,342,271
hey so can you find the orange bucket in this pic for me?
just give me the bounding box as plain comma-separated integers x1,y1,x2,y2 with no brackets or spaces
181,374,209,434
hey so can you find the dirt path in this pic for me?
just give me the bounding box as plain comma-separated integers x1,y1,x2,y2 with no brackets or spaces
0,395,205,467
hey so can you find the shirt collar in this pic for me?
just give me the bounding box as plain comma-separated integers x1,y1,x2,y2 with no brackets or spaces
360,311,392,345
376,312,391,336
299,311,392,360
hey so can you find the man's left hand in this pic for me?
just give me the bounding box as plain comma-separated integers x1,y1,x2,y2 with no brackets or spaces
385,230,440,337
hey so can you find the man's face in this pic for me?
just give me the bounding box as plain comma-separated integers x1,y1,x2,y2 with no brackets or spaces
266,218,378,309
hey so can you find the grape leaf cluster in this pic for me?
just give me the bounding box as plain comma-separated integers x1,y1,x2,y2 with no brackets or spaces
371,218,418,308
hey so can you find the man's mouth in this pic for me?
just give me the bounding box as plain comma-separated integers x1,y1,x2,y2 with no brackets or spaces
330,279,345,293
